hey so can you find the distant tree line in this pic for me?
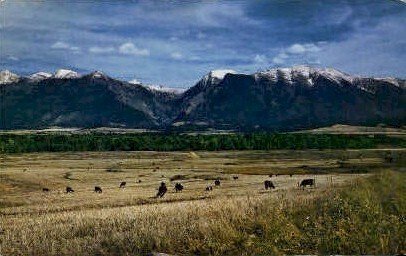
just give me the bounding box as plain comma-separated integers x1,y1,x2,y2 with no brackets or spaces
0,133,404,153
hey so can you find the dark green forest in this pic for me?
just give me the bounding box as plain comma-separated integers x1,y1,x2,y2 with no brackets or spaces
0,133,404,153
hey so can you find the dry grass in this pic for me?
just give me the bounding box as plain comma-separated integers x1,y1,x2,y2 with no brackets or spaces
0,149,404,255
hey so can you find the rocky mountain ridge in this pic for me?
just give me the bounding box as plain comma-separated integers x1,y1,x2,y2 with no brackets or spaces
1,66,404,131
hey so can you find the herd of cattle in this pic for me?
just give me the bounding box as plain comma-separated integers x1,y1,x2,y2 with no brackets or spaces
42,175,316,198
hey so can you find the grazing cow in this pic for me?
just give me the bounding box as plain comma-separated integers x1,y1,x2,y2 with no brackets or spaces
206,185,213,191
299,179,315,189
384,155,394,163
264,180,275,190
156,182,167,198
138,180,142,183
233,176,239,180
66,186,74,193
174,183,184,192
94,186,102,193
268,174,273,178
42,188,49,192
214,179,221,186
289,174,293,177
119,182,126,188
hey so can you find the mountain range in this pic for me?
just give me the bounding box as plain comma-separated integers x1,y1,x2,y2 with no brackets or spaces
0,66,404,131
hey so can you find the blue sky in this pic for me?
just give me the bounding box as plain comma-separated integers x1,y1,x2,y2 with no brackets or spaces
0,0,405,87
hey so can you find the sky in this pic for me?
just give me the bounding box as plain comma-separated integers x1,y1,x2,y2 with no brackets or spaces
0,0,405,88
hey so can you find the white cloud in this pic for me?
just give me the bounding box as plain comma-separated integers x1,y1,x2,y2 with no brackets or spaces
272,42,323,64
254,54,267,64
272,52,289,64
118,43,150,56
196,32,206,39
272,56,285,64
287,43,321,54
170,52,183,60
51,41,80,51
89,46,115,54
51,41,70,49
7,55,19,61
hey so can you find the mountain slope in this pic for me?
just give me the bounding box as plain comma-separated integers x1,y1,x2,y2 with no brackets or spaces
0,72,179,129
174,66,405,130
0,66,404,131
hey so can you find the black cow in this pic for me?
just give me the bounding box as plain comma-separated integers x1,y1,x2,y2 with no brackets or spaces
264,180,275,190
268,174,273,178
299,179,315,189
384,155,394,163
206,185,213,191
156,182,167,198
214,179,221,186
120,182,126,188
138,179,142,183
42,188,49,192
94,186,102,193
233,176,239,180
174,183,184,192
66,186,74,193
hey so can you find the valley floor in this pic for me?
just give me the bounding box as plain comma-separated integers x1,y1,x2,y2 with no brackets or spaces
0,149,404,255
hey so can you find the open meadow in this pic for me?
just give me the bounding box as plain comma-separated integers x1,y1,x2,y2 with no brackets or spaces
1,149,405,255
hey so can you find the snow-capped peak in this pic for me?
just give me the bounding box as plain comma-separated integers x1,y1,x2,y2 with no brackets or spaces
209,69,237,80
28,72,52,81
374,77,401,87
143,84,186,94
318,67,354,84
129,79,141,85
128,78,184,94
201,69,238,85
54,69,80,79
256,66,355,86
0,70,20,84
89,70,108,79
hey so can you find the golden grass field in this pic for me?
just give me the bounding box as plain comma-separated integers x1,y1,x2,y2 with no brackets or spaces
0,149,405,255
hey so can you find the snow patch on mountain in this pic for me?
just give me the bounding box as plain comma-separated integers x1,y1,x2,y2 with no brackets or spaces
144,84,186,94
374,77,401,87
256,66,355,86
209,69,237,80
200,69,238,86
89,71,106,79
28,72,53,81
54,69,80,79
129,79,141,85
318,67,354,84
0,70,20,84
